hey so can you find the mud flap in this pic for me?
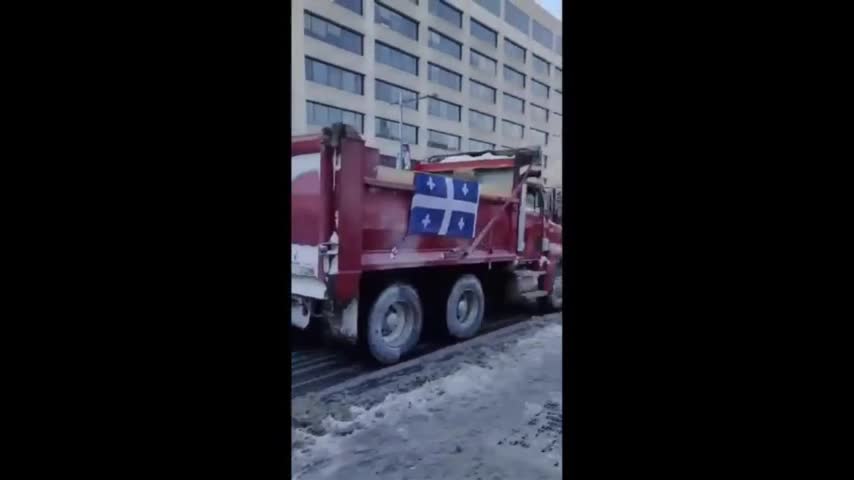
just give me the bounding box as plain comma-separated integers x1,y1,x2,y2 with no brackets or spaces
327,298,359,344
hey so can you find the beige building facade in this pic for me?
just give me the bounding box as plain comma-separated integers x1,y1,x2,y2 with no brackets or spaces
291,0,563,186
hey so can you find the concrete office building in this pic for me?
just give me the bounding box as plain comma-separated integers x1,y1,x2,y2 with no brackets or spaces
291,0,564,186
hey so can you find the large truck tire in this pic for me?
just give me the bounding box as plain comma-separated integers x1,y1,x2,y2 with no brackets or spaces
445,274,485,340
365,283,424,365
539,263,563,312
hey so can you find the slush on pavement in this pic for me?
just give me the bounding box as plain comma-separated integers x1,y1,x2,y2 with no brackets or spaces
292,314,563,479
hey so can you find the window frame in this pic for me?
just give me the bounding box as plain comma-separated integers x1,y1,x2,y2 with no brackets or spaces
503,92,525,114
374,1,419,41
427,97,462,122
427,62,462,92
501,118,524,139
531,78,550,99
532,54,551,78
375,116,419,144
530,103,549,123
304,11,364,56
306,100,365,132
529,127,549,145
375,79,420,110
474,0,501,17
470,18,498,47
427,128,462,151
429,0,463,28
504,38,526,63
375,40,420,76
428,28,462,60
469,48,498,75
531,19,554,49
503,0,530,35
469,108,496,132
469,78,497,104
503,64,526,89
305,56,365,95
333,0,363,15
469,138,496,150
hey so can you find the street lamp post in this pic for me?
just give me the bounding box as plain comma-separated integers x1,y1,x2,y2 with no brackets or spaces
393,92,437,169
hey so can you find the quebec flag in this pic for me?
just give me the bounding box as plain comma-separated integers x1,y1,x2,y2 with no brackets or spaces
408,172,480,239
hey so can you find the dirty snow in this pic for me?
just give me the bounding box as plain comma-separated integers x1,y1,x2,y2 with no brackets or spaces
292,316,563,479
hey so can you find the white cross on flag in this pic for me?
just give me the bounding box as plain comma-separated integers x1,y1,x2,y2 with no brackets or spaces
407,172,480,239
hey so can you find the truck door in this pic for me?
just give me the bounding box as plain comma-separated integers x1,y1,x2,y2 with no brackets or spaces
521,187,546,260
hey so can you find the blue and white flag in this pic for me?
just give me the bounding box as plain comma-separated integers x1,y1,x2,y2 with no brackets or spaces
408,172,480,239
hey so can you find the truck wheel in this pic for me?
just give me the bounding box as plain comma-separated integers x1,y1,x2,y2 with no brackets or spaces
539,263,563,312
445,274,485,340
365,283,423,365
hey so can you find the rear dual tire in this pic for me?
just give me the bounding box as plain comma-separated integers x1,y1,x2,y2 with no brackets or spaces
364,274,487,365
365,283,424,365
445,274,485,340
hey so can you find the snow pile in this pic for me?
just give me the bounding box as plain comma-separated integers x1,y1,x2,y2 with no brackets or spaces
438,153,513,163
292,322,563,479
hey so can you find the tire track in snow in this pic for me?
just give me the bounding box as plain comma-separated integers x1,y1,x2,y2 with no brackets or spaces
291,306,546,398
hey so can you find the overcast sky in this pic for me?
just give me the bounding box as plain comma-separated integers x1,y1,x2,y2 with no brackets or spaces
536,0,562,20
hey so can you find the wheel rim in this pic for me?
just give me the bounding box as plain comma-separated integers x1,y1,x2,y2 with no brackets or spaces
455,290,481,328
381,301,413,347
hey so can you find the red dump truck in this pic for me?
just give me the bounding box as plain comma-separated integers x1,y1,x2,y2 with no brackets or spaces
291,123,563,364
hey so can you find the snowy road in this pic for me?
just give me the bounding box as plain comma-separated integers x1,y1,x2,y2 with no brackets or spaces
291,313,563,479
290,306,541,398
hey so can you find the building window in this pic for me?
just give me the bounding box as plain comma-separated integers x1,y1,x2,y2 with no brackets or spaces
375,41,419,76
470,18,497,47
428,62,462,91
503,65,525,89
503,0,529,35
502,119,524,139
305,12,364,55
305,57,364,95
469,109,496,132
555,67,562,86
429,29,462,60
375,2,418,41
555,35,562,55
429,0,462,28
504,38,526,63
475,0,501,16
376,117,418,144
470,49,497,75
334,0,362,15
428,129,461,151
532,55,550,78
532,19,553,49
307,101,364,132
469,138,495,150
529,128,548,146
543,155,548,168
532,79,549,99
375,79,419,110
503,92,524,115
469,79,496,104
531,103,549,123
428,97,461,122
